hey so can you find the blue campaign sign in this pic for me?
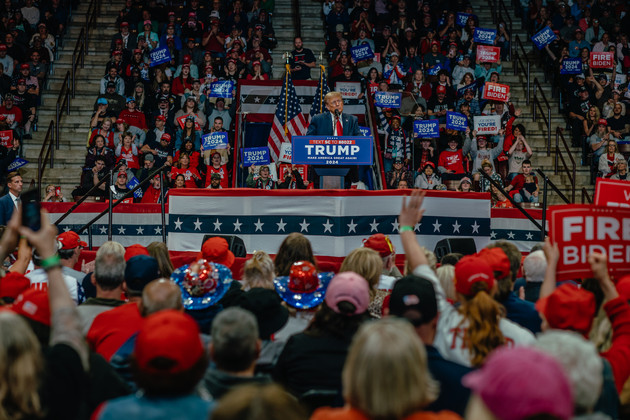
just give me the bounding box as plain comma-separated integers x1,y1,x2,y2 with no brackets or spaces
446,112,468,131
456,12,473,27
531,26,556,50
126,176,143,198
292,136,373,165
374,92,402,108
359,126,371,137
560,58,582,74
427,64,442,76
474,28,497,45
209,80,235,98
149,47,171,67
413,119,440,138
7,158,27,171
457,80,478,97
202,131,229,150
350,44,374,62
241,147,271,167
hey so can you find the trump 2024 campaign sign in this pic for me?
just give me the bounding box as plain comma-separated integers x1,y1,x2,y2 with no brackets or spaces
549,204,630,281
292,136,373,165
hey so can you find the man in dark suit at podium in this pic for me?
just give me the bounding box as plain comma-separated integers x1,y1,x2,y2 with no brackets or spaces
307,91,362,187
307,91,360,137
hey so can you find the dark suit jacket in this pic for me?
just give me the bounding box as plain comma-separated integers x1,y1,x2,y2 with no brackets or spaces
306,111,360,136
0,193,15,226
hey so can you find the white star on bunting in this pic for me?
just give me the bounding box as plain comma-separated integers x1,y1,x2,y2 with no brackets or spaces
100,226,107,234
526,232,534,240
508,231,515,239
63,226,71,232
323,219,333,233
136,227,144,235
347,219,357,233
391,220,399,232
471,221,480,234
254,218,264,232
432,220,441,232
414,222,422,232
452,220,461,233
369,218,379,232
276,218,287,232
174,218,183,230
490,231,497,239
213,218,222,231
155,226,162,235
118,226,126,234
299,219,310,232
233,219,242,232
193,218,203,231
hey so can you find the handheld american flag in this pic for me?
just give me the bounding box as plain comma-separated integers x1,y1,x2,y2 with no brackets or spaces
267,65,307,161
310,65,330,119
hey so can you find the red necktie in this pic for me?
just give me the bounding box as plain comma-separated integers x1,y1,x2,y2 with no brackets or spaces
335,116,343,136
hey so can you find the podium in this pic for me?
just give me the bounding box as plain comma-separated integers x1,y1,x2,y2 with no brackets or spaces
314,167,350,189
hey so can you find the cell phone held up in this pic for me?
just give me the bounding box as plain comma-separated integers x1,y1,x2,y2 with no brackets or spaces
21,188,41,232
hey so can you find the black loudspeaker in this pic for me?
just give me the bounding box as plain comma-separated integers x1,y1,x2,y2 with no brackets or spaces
202,235,247,258
433,238,477,261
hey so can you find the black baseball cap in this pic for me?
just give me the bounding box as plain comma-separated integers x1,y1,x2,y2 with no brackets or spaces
388,275,438,326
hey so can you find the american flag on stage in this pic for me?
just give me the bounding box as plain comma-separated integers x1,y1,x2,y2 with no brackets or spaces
310,65,330,120
267,66,308,161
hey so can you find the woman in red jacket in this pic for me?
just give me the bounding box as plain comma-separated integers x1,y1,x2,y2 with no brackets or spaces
115,132,140,169
204,152,229,188
170,152,202,188
172,64,193,96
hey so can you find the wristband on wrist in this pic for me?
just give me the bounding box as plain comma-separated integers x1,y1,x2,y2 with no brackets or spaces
40,254,61,271
399,225,414,233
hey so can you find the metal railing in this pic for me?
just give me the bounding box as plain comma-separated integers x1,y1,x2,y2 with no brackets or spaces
554,127,576,203
292,0,301,39
512,35,530,105
581,187,592,204
37,121,55,199
531,78,552,156
56,71,71,149
366,92,386,190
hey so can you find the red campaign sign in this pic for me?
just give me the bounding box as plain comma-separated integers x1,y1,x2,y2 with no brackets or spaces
481,82,510,102
476,45,501,63
549,204,630,281
0,130,12,147
595,178,630,208
176,114,202,131
590,52,614,69
278,164,308,180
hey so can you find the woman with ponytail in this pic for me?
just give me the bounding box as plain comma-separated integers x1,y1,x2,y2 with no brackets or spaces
397,190,536,367
242,251,275,290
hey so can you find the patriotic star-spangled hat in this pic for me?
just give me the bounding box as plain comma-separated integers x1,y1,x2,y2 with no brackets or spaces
171,259,232,310
274,261,333,309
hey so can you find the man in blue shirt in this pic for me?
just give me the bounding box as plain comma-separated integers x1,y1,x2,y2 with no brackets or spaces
569,28,591,57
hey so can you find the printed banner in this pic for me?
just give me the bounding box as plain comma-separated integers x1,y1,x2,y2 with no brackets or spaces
126,175,143,199
202,132,229,150
167,189,492,257
209,80,235,98
457,80,479,98
549,205,630,281
594,178,630,208
358,126,371,137
413,119,440,138
279,142,292,163
335,81,362,99
614,74,627,89
560,58,582,74
149,47,171,67
490,208,544,251
590,52,614,69
241,147,271,167
456,12,473,27
278,163,307,181
474,28,497,45
427,64,443,76
176,114,202,131
476,45,501,63
481,82,510,102
0,130,12,147
473,115,501,135
7,157,27,171
374,91,402,108
350,44,375,62
531,26,556,50
292,136,373,165
446,112,468,131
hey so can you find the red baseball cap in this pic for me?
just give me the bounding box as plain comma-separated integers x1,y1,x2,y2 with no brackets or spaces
161,133,171,142
183,55,191,63
134,310,204,374
117,171,128,178
11,288,50,326
120,22,129,27
112,50,122,55
0,272,31,300
124,244,149,261
0,44,7,51
454,255,494,297
57,231,87,250
156,115,166,122
436,85,447,94
115,118,124,124
477,247,510,280
535,284,596,335
20,63,29,70
598,118,607,126
199,237,235,268
363,233,395,258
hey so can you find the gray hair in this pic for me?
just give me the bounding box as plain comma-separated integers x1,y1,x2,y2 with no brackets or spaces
523,250,546,283
534,330,603,412
211,308,259,372
94,243,126,291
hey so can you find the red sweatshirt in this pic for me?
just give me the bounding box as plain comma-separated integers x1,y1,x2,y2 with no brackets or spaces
438,149,465,174
86,303,142,361
601,296,630,393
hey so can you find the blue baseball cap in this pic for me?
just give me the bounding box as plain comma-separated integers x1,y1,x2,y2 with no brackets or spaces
97,97,108,105
126,96,135,103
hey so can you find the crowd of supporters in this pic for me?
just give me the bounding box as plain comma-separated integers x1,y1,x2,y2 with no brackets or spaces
535,0,630,183
0,190,628,419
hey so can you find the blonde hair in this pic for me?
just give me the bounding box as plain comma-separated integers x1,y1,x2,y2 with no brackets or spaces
243,251,275,290
324,91,342,105
212,383,307,420
340,248,382,294
147,242,174,278
0,312,44,420
436,264,456,301
343,318,438,420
